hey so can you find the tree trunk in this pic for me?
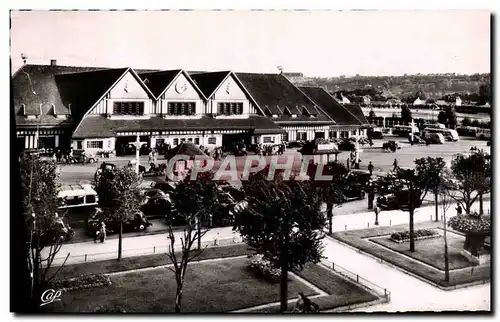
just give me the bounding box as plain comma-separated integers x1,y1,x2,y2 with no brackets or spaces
118,220,123,261
434,192,439,222
327,202,333,234
444,218,450,282
409,209,415,252
197,216,201,250
175,281,183,312
280,219,290,313
479,192,483,215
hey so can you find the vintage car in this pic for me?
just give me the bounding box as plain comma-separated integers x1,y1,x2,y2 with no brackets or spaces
377,190,423,211
87,208,152,236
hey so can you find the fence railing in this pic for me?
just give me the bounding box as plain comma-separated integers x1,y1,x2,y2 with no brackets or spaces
320,258,391,302
48,236,242,266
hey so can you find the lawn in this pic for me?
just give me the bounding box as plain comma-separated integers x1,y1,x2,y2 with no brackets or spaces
369,229,476,271
331,221,491,288
44,248,380,313
46,257,318,313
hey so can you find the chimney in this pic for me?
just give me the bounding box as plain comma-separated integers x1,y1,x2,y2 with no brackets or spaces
50,59,57,66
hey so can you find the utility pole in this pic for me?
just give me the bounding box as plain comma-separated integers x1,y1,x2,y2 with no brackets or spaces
410,118,415,145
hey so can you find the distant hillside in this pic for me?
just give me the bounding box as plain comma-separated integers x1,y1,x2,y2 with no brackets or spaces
291,74,491,100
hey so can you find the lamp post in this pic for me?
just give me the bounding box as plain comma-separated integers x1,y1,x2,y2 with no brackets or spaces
133,134,141,174
410,118,415,145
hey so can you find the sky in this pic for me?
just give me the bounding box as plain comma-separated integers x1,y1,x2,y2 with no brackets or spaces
10,10,491,77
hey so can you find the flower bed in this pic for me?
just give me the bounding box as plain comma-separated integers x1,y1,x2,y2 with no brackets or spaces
248,254,282,284
448,213,491,234
49,274,111,292
389,229,439,243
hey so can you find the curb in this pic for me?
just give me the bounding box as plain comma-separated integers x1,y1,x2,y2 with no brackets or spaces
326,235,490,291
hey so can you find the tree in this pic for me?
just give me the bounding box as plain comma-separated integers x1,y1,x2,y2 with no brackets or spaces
93,166,143,260
234,167,326,312
167,171,219,312
449,151,490,215
368,109,377,123
437,111,447,125
400,104,412,123
444,106,458,129
307,161,349,234
20,153,70,309
461,117,471,127
414,157,447,222
385,167,430,252
439,171,454,282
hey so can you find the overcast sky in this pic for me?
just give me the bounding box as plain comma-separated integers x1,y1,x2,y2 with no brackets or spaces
10,10,491,77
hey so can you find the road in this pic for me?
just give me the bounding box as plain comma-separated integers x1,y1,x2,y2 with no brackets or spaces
57,137,489,184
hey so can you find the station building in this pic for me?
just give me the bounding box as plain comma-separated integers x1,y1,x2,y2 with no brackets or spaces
12,61,369,156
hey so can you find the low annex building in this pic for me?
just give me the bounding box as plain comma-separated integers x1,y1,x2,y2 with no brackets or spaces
12,61,368,156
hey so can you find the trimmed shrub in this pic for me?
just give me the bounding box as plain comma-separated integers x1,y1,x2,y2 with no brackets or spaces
390,229,439,242
248,254,282,284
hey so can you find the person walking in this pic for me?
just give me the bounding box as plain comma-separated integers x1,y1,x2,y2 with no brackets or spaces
293,292,319,313
99,221,107,243
148,150,153,163
392,158,398,171
374,202,380,226
368,161,374,176
456,203,463,215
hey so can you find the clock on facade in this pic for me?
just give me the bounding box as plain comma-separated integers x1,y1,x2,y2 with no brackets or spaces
175,81,188,94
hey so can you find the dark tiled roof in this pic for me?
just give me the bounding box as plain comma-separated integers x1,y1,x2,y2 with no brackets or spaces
73,115,284,138
55,68,129,124
189,71,230,98
235,73,333,124
137,70,182,98
299,87,364,126
12,64,108,126
343,104,370,125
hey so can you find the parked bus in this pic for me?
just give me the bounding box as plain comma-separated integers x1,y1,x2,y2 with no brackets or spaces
392,125,419,137
476,128,491,140
423,127,459,142
58,183,99,218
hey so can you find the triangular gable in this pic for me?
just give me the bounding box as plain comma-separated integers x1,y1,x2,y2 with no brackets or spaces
282,106,293,115
264,106,273,116
223,72,266,115
165,70,208,101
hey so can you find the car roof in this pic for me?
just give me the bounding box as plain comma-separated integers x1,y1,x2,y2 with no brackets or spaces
58,183,96,198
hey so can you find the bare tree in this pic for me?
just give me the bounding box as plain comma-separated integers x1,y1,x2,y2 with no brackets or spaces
166,171,219,312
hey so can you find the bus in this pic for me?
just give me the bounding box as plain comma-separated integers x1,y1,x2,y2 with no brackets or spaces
58,183,99,213
423,126,459,142
392,125,419,137
476,128,491,140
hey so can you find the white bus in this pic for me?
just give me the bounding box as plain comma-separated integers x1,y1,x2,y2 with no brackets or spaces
423,127,459,142
58,183,99,210
476,128,491,140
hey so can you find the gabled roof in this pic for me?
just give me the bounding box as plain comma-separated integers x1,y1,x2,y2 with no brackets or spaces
189,71,231,99
299,86,369,126
137,69,182,98
138,69,207,100
12,64,108,126
236,73,333,124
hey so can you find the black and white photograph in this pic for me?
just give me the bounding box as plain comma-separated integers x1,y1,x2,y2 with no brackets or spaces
8,5,493,314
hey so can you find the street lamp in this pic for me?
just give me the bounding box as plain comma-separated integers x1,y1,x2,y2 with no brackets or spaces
132,135,141,174
410,118,415,145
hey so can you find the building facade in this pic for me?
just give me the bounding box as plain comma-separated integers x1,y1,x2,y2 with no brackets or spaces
13,62,368,155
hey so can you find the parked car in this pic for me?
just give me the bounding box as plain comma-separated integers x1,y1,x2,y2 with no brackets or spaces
340,171,371,201
377,190,423,210
408,134,425,144
94,162,117,181
212,192,248,227
424,132,445,144
68,151,98,164
86,208,152,236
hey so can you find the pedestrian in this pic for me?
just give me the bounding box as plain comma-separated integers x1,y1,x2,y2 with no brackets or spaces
456,203,463,215
148,150,153,163
99,221,107,243
368,161,374,176
153,149,157,163
52,153,57,163
374,203,380,226
294,292,319,313
392,158,398,171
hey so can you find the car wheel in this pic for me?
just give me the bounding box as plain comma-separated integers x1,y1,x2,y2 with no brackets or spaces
139,224,145,230
89,158,95,163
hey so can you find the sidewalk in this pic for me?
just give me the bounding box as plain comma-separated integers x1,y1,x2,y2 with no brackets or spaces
45,199,490,266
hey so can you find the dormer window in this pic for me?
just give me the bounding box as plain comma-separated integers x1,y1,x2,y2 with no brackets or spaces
291,114,298,118
264,106,273,116
283,106,292,116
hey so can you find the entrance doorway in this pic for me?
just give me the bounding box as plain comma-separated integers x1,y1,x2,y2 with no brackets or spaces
314,131,325,139
222,133,250,151
115,136,150,156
